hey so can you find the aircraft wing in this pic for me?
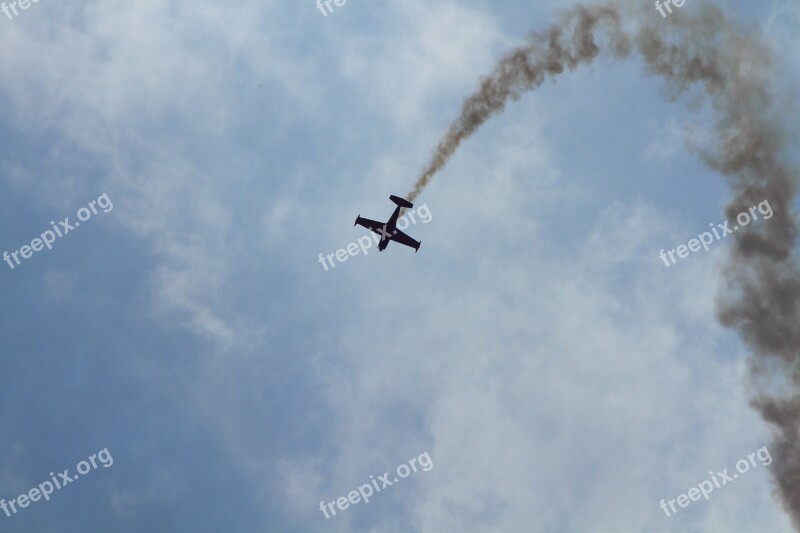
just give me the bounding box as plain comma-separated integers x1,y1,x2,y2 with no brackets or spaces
354,216,387,236
391,229,421,252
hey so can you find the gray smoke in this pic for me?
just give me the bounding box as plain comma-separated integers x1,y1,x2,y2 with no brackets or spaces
407,1,800,527
406,3,630,203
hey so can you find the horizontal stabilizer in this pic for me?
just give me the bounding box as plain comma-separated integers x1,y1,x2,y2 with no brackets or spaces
390,195,413,209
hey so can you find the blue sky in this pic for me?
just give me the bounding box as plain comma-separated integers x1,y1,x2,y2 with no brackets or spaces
1,0,799,531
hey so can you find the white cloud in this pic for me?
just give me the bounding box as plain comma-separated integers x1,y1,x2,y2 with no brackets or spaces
0,0,320,349
284,101,792,532
1,0,795,530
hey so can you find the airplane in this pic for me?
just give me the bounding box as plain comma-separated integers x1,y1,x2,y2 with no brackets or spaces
354,195,421,252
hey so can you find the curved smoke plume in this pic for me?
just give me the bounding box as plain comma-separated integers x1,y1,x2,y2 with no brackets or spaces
406,1,800,527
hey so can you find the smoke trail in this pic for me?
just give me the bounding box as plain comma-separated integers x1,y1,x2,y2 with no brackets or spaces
406,4,630,203
407,1,800,527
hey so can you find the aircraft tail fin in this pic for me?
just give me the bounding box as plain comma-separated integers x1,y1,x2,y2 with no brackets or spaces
390,195,413,209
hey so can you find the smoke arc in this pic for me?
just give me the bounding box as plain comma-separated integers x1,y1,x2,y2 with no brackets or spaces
407,1,800,528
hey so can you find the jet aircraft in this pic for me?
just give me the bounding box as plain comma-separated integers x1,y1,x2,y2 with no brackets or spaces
354,195,421,252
